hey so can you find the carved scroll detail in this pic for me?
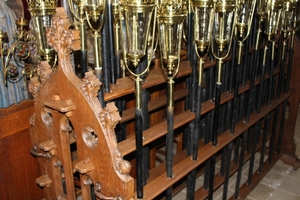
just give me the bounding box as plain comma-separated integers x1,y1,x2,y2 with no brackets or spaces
114,150,131,175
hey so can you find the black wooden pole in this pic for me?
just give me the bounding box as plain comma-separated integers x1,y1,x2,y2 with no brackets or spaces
234,132,247,198
247,121,261,186
277,31,296,154
222,142,233,200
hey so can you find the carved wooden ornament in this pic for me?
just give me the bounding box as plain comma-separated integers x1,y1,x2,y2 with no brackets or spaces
29,7,134,200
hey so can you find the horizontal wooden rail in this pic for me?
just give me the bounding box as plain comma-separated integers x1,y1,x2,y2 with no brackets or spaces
118,67,285,160
104,61,192,101
118,110,195,156
142,90,294,199
229,153,282,200
120,88,189,123
194,133,272,199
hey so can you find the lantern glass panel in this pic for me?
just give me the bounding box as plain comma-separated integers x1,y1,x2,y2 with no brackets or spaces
214,10,234,47
124,8,154,60
158,21,184,66
281,10,293,34
194,7,213,50
265,9,281,38
237,0,251,27
291,6,300,31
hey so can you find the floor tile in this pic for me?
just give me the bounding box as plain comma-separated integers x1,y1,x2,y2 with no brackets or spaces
286,165,300,178
172,190,186,200
268,189,300,200
277,175,300,196
213,186,234,200
259,169,286,189
270,159,293,174
247,182,275,200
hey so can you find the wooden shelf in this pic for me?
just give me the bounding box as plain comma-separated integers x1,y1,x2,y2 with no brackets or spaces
118,110,195,156
104,60,192,101
120,88,189,124
142,90,294,199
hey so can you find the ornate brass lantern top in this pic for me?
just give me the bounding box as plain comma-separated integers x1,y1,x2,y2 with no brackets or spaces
119,0,157,67
27,0,58,16
215,0,235,12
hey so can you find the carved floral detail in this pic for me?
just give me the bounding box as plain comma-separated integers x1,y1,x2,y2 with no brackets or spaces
99,102,121,139
37,61,53,84
46,7,80,70
81,71,102,107
28,77,41,98
99,103,129,174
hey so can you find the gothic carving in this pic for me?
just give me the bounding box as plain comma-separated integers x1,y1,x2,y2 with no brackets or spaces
37,61,53,84
99,102,121,145
46,7,80,71
28,76,41,98
99,103,130,175
28,8,134,199
81,71,102,107
114,149,131,175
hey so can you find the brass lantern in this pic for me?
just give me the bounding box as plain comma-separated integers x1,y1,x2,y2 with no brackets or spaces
211,0,236,146
120,0,156,68
192,0,214,86
235,0,256,77
119,0,157,108
281,0,295,41
235,0,256,40
211,0,236,84
265,0,283,41
156,1,186,198
291,0,300,32
118,0,157,198
27,0,57,65
157,0,187,78
157,0,186,181
85,0,106,83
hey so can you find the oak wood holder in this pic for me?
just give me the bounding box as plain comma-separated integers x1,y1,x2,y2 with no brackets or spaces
1,7,300,200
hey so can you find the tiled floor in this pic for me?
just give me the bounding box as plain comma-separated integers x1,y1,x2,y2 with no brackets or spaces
246,108,300,200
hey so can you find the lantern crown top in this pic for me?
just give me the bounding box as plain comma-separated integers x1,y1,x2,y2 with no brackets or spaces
158,0,187,18
215,0,236,12
27,0,58,16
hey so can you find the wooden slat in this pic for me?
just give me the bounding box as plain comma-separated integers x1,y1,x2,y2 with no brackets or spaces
142,90,294,199
104,60,192,101
199,67,282,117
118,110,195,156
194,153,252,200
120,88,189,123
228,153,282,200
194,133,271,199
